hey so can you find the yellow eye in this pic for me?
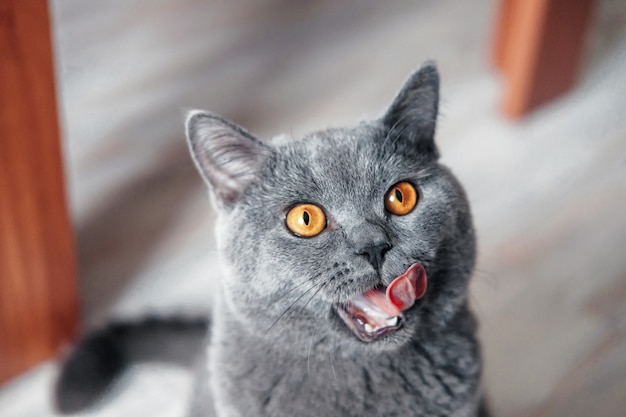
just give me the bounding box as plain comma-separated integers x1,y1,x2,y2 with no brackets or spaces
385,182,418,215
285,204,327,237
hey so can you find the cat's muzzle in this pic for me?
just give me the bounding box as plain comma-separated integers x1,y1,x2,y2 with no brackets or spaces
336,263,427,342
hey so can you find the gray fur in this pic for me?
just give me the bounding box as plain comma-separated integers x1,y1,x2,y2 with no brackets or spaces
185,62,487,417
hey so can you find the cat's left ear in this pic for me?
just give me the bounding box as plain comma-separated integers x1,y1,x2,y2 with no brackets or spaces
382,62,440,158
186,111,272,208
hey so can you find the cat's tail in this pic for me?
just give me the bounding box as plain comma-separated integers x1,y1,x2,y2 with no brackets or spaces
54,315,209,414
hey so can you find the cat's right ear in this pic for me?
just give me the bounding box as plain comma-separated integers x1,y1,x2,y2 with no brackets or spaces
185,111,271,208
382,62,440,158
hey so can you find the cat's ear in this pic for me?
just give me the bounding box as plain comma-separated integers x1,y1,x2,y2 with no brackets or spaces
185,111,271,207
382,62,440,158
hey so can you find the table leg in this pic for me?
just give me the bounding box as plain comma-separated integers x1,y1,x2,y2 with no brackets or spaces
0,0,79,383
492,0,597,118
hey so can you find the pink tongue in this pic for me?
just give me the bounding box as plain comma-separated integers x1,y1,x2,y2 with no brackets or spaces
356,263,428,319
386,263,427,312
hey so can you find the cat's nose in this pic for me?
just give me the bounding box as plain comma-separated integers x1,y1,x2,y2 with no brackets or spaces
357,242,391,272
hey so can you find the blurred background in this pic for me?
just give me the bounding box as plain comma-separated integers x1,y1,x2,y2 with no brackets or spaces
1,0,625,416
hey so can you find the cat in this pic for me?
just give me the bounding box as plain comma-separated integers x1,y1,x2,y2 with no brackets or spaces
56,62,489,417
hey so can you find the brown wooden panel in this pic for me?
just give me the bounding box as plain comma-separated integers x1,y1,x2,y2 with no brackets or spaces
492,0,517,72
0,0,79,383
492,0,597,118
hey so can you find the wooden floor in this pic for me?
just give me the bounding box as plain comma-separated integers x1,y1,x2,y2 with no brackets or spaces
1,0,626,416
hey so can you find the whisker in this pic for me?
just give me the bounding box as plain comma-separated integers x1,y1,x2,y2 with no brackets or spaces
468,292,486,320
279,273,320,299
307,323,320,375
295,281,327,322
266,281,321,332
329,328,337,382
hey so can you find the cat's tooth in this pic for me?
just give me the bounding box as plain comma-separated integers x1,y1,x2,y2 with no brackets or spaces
364,323,374,334
386,316,399,327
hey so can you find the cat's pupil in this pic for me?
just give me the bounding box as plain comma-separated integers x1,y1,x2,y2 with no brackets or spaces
395,189,403,203
303,211,310,226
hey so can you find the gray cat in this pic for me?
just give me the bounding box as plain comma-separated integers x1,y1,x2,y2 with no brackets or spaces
56,62,489,417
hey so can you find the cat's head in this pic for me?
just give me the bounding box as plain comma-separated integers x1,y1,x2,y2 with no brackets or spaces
186,63,475,352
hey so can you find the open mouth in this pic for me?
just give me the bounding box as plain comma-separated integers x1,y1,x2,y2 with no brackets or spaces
336,263,427,342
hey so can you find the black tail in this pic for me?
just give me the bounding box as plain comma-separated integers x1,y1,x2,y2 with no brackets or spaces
54,315,209,414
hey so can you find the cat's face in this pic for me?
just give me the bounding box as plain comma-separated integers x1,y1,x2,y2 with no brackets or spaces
187,63,475,352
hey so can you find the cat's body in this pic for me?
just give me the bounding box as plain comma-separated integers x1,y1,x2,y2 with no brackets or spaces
56,63,489,417
192,298,484,417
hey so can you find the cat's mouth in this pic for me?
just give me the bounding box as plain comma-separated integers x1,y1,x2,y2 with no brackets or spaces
336,263,427,342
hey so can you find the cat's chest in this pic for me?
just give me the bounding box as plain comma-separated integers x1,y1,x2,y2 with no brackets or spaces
209,338,477,417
